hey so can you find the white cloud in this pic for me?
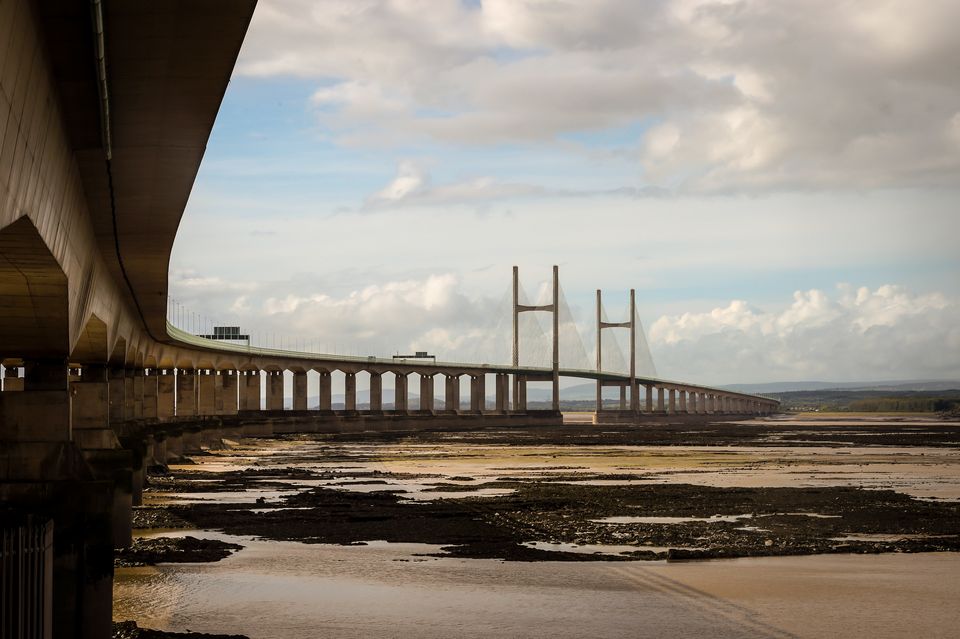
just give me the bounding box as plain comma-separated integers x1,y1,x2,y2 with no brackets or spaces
649,284,960,383
235,0,960,192
369,160,427,202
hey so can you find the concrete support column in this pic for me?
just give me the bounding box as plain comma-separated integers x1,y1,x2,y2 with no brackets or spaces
475,374,486,413
266,370,284,411
318,372,332,410
6,359,120,637
198,370,217,416
444,374,460,412
419,374,434,412
293,371,308,411
123,369,136,419
619,385,627,410
495,373,508,413
452,375,461,411
157,370,175,418
2,360,71,441
668,388,676,415
176,369,197,417
132,369,144,418
344,372,357,411
241,370,261,411
143,370,158,419
72,364,109,432
645,385,654,413
109,367,126,424
2,365,23,391
220,371,238,414
678,390,687,413
514,375,526,412
688,391,697,414
369,373,382,411
394,374,408,412
656,386,665,412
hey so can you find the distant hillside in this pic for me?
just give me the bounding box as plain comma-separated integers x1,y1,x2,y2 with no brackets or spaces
720,380,960,394
771,389,960,413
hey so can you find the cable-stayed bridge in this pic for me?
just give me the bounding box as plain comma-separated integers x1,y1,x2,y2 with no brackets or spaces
150,264,775,420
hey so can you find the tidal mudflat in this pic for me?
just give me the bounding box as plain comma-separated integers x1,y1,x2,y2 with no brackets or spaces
114,415,960,638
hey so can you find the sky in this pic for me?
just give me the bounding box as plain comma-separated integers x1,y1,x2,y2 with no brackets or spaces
169,0,960,386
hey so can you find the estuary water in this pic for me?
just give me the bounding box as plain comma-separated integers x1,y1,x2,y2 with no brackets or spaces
115,536,959,639
115,421,960,638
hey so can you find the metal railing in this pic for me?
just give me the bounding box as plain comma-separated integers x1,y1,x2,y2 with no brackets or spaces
1,516,53,639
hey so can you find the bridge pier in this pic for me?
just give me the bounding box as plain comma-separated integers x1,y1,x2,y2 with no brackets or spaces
143,369,158,418
124,368,136,419
198,369,217,415
1,359,118,639
345,372,357,411
241,370,261,411
317,371,332,411
157,370,175,418
395,373,408,412
177,369,198,416
109,367,126,424
445,374,460,412
419,374,434,413
477,374,487,413
495,373,509,413
2,365,23,391
267,370,284,411
513,375,526,412
293,371,308,411
220,370,238,414
370,372,383,411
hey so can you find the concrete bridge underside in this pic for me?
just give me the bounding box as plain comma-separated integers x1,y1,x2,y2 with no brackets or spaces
0,2,777,638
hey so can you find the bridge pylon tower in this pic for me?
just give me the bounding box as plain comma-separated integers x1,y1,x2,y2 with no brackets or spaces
513,265,560,412
596,288,637,414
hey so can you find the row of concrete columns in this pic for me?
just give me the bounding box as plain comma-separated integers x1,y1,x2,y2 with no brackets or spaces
601,383,774,416
4,364,775,419
2,366,535,421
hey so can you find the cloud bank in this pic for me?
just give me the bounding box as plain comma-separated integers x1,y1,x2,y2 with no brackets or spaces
236,0,960,193
650,284,960,383
172,267,960,383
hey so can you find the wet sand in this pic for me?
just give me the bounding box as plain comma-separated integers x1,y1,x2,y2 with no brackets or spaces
115,415,960,637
